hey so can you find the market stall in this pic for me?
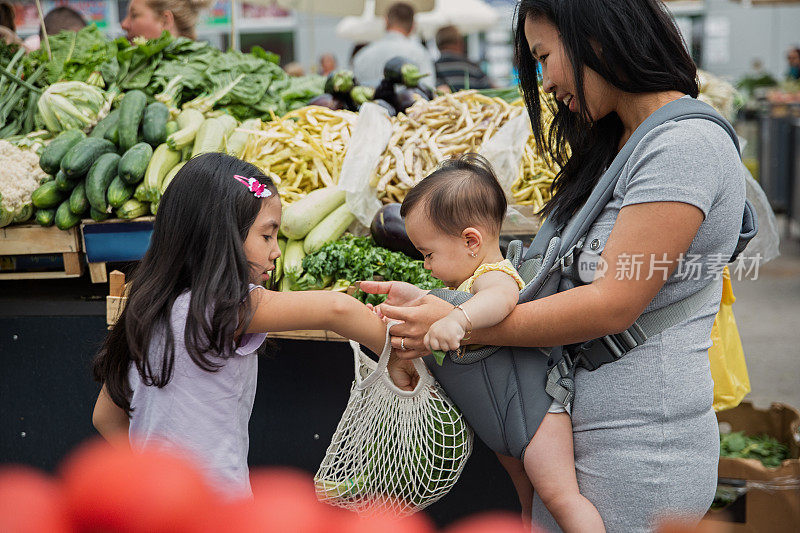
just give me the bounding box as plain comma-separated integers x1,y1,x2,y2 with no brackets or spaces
4,20,795,532
0,27,553,525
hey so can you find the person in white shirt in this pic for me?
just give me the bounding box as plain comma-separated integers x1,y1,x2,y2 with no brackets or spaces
352,2,435,88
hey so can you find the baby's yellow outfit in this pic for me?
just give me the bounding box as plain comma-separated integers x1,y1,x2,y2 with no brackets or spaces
457,259,526,293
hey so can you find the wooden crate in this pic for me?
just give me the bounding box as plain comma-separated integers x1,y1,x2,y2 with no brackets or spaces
0,224,83,280
105,271,345,342
82,217,155,284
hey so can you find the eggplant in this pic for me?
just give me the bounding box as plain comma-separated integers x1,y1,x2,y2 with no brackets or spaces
350,86,375,106
412,83,434,100
374,79,398,110
324,70,356,96
384,56,428,87
395,88,421,114
370,203,422,260
308,93,346,110
368,99,397,116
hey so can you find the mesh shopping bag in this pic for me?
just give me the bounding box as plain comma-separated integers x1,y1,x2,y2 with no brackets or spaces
314,322,473,516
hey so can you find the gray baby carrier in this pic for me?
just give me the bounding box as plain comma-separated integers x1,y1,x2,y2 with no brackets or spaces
425,97,758,459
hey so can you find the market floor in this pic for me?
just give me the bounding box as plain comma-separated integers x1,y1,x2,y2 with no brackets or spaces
730,217,800,411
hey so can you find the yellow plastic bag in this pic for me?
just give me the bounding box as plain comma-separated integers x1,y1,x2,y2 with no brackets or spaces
709,267,751,412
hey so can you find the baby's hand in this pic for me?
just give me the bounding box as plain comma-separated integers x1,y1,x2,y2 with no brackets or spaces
424,315,465,353
366,302,388,321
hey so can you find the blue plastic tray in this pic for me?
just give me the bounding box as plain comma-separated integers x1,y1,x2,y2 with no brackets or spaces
82,219,154,263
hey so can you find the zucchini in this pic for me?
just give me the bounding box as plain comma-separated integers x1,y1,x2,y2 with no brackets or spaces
165,120,178,137
142,102,170,147
55,170,78,192
39,129,85,175
150,201,158,215
144,143,181,201
166,108,204,150
190,117,226,158
118,90,147,152
31,181,65,209
55,200,81,230
90,109,120,140
85,152,122,213
60,137,116,178
69,181,89,215
280,188,346,240
226,118,259,158
134,181,149,202
116,199,150,220
107,176,135,208
118,142,153,184
90,207,111,222
274,238,287,282
282,239,306,283
303,204,356,254
35,208,56,226
217,114,238,136
160,161,186,194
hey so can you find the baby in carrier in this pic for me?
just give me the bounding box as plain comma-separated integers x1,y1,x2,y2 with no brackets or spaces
389,153,604,532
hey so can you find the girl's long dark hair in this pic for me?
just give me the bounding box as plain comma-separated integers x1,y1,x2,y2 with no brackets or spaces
92,153,277,414
514,0,699,223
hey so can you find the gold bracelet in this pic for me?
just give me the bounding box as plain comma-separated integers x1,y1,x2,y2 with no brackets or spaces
454,305,473,341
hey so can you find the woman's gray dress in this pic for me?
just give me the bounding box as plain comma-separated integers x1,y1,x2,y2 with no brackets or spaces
532,115,747,532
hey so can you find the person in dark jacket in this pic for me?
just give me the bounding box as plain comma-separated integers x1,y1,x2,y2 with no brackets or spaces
434,25,492,91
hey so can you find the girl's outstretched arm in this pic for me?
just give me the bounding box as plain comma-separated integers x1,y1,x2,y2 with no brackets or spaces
246,289,389,355
92,384,130,447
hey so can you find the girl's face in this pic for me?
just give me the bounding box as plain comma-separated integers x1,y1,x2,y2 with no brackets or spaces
243,197,283,284
524,15,615,122
121,0,174,40
404,208,481,288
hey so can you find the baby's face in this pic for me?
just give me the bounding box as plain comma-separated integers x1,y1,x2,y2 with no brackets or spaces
404,208,479,288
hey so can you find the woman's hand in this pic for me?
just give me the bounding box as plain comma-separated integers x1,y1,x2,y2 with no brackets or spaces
379,295,454,359
387,356,420,391
359,280,427,309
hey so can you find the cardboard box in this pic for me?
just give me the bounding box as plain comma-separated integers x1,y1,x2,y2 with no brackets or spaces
705,402,800,533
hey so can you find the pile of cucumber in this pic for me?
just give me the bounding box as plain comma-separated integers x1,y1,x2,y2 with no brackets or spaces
30,90,171,230
30,89,249,230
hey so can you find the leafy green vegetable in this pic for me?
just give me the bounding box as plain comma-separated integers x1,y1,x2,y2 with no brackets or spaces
300,236,443,305
27,26,118,86
720,431,789,468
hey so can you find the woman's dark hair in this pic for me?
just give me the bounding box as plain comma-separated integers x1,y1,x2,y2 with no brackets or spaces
400,153,507,236
92,153,277,414
514,0,698,223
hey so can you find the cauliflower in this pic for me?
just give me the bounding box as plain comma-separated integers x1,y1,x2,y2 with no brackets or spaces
0,140,50,228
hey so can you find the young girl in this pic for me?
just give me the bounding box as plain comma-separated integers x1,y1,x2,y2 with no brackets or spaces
91,152,417,499
395,154,604,532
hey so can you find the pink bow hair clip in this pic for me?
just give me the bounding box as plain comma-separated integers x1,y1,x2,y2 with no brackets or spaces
233,175,272,198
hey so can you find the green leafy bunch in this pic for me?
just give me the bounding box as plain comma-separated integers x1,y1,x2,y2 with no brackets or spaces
300,235,443,305
720,431,790,468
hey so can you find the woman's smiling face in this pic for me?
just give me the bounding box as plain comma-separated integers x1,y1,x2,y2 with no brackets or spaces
523,15,616,122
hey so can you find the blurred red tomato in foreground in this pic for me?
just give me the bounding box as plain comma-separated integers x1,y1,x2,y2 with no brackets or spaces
335,507,437,533
60,437,215,533
248,467,341,533
0,467,70,533
444,512,535,533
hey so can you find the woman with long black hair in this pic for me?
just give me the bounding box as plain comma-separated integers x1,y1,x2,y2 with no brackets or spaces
362,0,747,530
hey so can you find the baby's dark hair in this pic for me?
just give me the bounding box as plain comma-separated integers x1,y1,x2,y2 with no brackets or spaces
400,153,507,235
